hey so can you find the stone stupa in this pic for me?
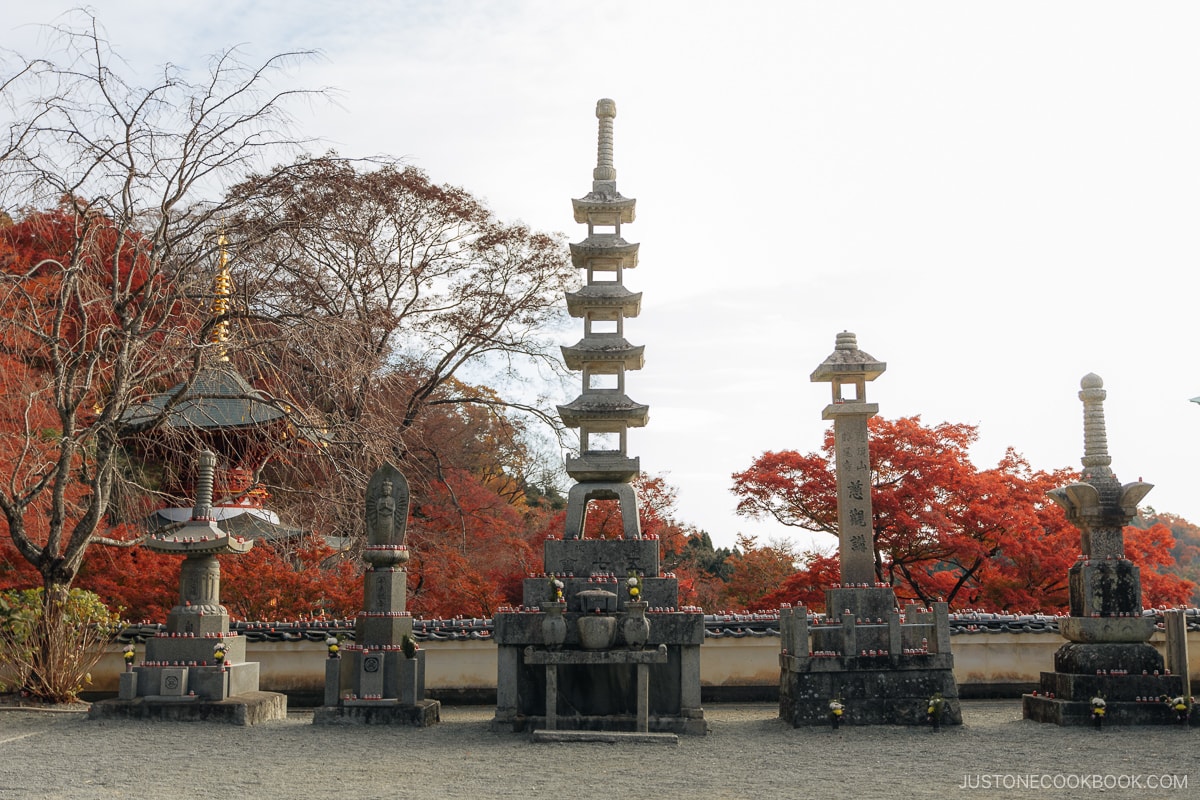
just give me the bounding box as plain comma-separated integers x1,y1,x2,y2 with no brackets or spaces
1023,374,1189,725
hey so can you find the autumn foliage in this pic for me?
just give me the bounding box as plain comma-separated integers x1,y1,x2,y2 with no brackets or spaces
731,416,1194,613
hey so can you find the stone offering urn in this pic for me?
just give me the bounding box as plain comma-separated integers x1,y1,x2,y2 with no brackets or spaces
578,615,618,650
622,602,650,649
540,602,567,649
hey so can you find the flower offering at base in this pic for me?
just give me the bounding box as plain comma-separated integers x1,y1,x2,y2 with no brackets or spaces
828,698,845,731
1164,695,1191,723
1090,696,1106,728
926,692,945,731
326,636,340,658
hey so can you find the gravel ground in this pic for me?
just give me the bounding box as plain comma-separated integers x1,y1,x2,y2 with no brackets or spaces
0,701,1194,800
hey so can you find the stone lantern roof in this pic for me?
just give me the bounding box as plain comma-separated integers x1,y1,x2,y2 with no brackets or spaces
810,331,886,383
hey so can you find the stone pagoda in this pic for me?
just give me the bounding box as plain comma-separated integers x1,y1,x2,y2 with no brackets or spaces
90,450,285,724
1023,374,1189,725
778,332,960,726
491,99,706,740
314,463,439,725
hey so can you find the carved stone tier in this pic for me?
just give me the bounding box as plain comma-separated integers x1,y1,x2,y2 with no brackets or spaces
1066,558,1145,620
572,195,635,224
542,537,661,579
565,285,642,317
565,454,639,482
557,394,649,427
569,237,640,269
560,339,645,371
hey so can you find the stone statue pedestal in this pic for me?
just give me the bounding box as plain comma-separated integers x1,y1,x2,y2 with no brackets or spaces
313,464,439,727
312,580,440,725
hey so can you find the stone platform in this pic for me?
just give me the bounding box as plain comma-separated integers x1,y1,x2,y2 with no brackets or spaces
1021,639,1191,726
530,729,678,744
1022,694,1195,726
88,690,286,725
493,609,707,735
312,698,440,726
778,601,961,727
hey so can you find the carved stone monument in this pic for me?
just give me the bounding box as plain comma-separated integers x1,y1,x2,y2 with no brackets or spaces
89,450,285,724
491,99,705,740
778,332,960,726
314,463,439,725
1023,374,1189,725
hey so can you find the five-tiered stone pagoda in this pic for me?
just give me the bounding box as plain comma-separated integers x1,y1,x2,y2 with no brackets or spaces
557,97,648,539
492,99,706,739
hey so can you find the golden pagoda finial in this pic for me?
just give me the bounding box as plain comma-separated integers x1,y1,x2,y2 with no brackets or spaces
210,232,233,361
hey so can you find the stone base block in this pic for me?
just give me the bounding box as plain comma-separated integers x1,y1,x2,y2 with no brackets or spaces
824,587,897,622
780,666,960,727
1068,559,1141,618
1053,642,1163,675
145,634,245,665
1037,671,1185,703
87,691,286,725
130,661,258,701
1059,616,1155,643
312,699,440,726
165,610,230,636
354,615,414,645
540,539,661,584
1023,695,1197,726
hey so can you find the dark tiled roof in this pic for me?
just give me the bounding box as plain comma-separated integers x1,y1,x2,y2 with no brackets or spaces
123,364,287,430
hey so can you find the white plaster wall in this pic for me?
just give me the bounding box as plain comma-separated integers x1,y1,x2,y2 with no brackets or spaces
88,630,1200,695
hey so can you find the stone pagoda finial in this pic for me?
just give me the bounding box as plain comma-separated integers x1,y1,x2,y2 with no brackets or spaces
1079,373,1112,477
593,98,617,183
192,450,217,521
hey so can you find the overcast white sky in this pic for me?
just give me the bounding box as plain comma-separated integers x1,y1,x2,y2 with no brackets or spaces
5,2,1200,552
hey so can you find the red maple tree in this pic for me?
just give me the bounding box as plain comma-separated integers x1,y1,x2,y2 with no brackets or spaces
731,416,1193,612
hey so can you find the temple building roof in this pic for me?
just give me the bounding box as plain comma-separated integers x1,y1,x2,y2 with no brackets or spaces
122,362,289,432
